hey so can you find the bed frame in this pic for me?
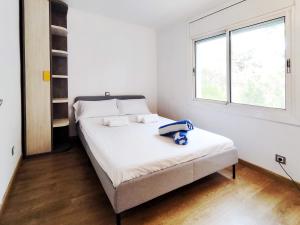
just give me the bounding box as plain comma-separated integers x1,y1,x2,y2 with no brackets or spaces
74,95,238,225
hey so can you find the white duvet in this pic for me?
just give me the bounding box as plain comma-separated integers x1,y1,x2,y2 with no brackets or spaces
79,116,235,187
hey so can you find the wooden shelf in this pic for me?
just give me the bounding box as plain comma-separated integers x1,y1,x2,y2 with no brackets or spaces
53,118,69,128
53,98,68,103
52,75,68,79
52,49,68,57
51,25,68,36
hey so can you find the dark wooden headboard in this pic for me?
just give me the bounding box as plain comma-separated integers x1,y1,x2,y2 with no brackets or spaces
74,95,145,103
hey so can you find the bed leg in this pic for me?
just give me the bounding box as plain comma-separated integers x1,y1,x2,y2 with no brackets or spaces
232,164,236,179
116,213,121,225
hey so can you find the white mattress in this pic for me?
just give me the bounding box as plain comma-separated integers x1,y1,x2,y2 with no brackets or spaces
79,116,235,187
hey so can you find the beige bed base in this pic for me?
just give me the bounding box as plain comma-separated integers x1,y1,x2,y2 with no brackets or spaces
78,127,238,225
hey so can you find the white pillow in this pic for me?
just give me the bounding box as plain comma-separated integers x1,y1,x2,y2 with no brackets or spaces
117,99,150,115
73,99,120,122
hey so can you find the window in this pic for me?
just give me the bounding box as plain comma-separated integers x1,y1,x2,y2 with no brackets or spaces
194,17,288,110
195,34,227,101
231,18,286,109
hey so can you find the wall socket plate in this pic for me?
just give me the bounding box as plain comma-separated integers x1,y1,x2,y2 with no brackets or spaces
275,154,286,164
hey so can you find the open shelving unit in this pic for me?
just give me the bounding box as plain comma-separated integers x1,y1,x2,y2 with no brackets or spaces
50,0,71,152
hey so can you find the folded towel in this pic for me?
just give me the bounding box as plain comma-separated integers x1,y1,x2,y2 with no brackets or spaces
136,115,145,123
173,131,188,145
108,119,129,127
136,114,159,123
103,117,119,126
159,120,194,136
103,116,129,127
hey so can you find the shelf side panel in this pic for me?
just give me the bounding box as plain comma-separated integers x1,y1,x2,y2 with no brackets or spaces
52,79,68,98
52,35,67,51
52,56,68,75
53,103,68,119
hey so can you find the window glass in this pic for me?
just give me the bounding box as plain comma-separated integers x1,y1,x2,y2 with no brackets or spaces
230,17,286,109
195,34,227,101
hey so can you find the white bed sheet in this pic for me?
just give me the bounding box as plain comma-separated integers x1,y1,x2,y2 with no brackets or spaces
79,116,235,187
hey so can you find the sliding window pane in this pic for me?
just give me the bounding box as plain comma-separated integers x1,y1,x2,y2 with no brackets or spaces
195,34,227,101
231,17,286,109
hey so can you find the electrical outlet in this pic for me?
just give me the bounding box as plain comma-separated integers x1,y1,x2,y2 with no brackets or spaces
105,92,110,96
275,154,286,164
11,146,15,156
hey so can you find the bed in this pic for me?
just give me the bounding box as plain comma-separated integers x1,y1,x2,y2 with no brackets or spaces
75,95,238,225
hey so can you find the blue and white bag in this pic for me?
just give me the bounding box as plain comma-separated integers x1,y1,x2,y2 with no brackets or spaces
159,120,193,136
159,120,194,145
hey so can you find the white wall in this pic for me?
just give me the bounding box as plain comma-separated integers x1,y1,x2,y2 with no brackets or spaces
157,0,300,182
68,9,157,135
0,0,22,206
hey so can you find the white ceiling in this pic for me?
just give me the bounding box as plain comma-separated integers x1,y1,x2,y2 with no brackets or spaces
65,0,227,28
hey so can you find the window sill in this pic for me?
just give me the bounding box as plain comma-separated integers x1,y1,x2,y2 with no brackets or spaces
192,98,300,127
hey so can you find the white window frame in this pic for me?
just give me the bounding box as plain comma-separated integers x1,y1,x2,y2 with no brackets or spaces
191,9,299,125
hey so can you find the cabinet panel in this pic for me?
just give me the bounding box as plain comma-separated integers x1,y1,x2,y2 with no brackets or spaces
24,0,51,155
